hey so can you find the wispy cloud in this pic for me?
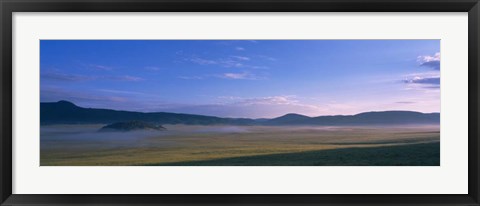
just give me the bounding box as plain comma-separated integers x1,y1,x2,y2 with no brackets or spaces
42,71,144,82
41,71,96,81
89,64,113,71
235,47,245,51
219,72,262,80
96,89,147,95
418,52,440,70
183,55,268,70
230,56,250,61
109,75,144,82
219,95,321,110
402,73,440,90
234,95,300,106
217,96,244,101
221,72,255,80
257,55,277,61
179,71,266,81
400,52,441,90
403,76,440,85
222,73,248,79
189,57,218,65
186,57,244,68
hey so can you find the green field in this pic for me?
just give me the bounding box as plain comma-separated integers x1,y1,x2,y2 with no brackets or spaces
40,124,440,166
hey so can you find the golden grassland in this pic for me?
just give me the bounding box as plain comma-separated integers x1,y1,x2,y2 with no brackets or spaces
40,124,440,166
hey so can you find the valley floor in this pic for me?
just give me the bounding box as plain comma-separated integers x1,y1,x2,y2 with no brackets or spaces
40,124,440,166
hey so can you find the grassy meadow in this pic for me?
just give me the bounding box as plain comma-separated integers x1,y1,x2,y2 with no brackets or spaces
40,124,440,166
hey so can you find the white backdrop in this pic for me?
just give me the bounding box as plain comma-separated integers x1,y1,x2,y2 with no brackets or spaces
12,12,468,194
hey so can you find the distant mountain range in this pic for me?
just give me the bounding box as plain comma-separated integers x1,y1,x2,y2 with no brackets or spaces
41,100,440,126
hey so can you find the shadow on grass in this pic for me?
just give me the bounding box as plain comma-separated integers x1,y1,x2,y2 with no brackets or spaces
146,142,440,166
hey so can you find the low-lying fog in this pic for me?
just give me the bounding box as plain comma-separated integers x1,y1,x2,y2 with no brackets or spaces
40,124,440,150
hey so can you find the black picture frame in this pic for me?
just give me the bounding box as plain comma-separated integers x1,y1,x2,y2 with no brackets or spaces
1,0,479,205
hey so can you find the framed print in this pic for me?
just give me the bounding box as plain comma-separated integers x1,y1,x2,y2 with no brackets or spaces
1,0,479,205
39,39,442,167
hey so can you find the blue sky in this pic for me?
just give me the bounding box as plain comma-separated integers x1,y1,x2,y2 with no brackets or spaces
40,40,440,118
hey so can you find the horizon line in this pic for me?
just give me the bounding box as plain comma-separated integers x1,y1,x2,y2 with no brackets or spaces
41,100,441,120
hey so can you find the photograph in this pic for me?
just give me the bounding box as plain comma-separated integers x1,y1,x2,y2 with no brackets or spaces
40,40,440,166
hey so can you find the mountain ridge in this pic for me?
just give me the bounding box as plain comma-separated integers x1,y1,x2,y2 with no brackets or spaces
41,100,440,126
